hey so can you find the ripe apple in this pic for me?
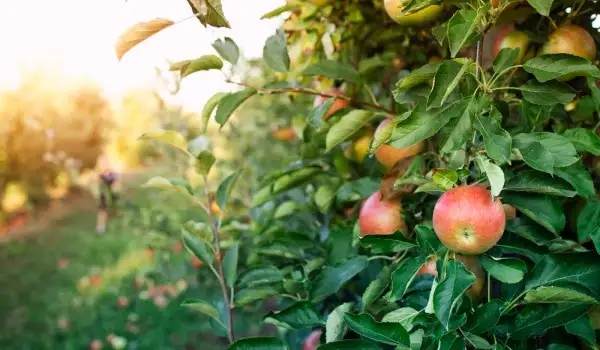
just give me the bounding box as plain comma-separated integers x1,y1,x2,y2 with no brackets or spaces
272,127,297,141
502,204,516,221
351,130,374,163
302,329,323,350
210,201,223,216
313,88,350,120
418,254,485,300
541,24,596,61
89,339,103,350
433,185,506,255
117,296,129,308
374,118,425,168
384,0,443,26
359,191,407,236
491,25,530,63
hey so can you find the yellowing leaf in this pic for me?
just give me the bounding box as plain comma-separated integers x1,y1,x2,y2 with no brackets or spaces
116,19,174,61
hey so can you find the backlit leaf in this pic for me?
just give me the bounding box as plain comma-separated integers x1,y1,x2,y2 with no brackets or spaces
115,19,174,60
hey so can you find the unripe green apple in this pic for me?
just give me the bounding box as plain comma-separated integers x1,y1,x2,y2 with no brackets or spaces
384,0,443,26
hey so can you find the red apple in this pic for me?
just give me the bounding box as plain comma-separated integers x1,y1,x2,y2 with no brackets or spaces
541,24,596,61
384,0,443,26
374,118,425,169
418,254,486,300
302,329,323,350
272,127,297,141
359,191,407,237
313,88,350,120
492,26,530,63
433,185,506,255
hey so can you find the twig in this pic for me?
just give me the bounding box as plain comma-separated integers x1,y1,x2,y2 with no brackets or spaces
227,80,396,115
202,175,235,344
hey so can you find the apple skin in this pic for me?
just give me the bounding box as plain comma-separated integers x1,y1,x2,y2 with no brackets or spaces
314,88,350,120
359,191,407,237
374,118,425,168
502,204,516,221
492,27,530,64
433,185,506,255
541,24,596,62
302,329,323,350
384,0,443,26
491,0,500,8
310,0,330,5
272,127,297,141
418,254,485,300
351,130,374,163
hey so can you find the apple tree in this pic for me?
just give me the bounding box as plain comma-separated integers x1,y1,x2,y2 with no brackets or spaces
117,0,600,349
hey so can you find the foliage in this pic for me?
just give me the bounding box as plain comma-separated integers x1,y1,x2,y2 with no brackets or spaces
123,0,600,349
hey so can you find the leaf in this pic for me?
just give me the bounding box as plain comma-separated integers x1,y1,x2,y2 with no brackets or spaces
169,60,192,72
343,313,410,346
318,340,381,350
577,199,600,242
427,59,470,109
518,141,554,174
359,232,417,254
496,234,545,263
565,314,596,344
526,0,554,16
478,156,505,197
217,171,242,210
256,244,304,260
506,216,558,246
234,287,280,306
142,176,193,197
523,54,600,82
223,243,239,288
480,255,527,284
264,302,323,329
512,304,592,339
263,30,290,72
504,170,577,197
237,267,284,288
502,193,565,234
228,337,286,350
181,300,225,328
394,63,440,94
310,256,369,301
326,110,375,152
362,266,393,310
440,99,474,153
524,286,599,304
201,92,228,131
554,162,595,198
308,98,335,130
525,253,600,296
463,300,503,334
493,48,520,74
382,307,420,331
253,167,321,206
336,177,380,203
447,9,480,58
433,259,476,328
261,4,299,19
390,99,467,149
514,132,579,174
193,151,216,176
473,112,512,164
181,55,224,77
187,0,231,28
416,225,446,255
390,255,428,301
182,230,214,267
432,169,458,190
115,19,174,60
301,60,361,83
462,332,493,349
563,128,600,155
212,37,239,64
140,130,188,155
315,184,337,213
326,302,354,343
215,89,258,127
438,333,466,350
520,80,575,105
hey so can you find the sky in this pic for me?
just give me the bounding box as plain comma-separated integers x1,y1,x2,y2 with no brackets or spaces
0,0,286,112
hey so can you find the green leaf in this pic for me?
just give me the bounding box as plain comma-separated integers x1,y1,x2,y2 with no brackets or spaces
592,227,600,255
343,313,410,346
169,60,191,72
264,302,323,329
193,151,216,176
326,302,354,343
142,176,194,197
390,255,428,300
394,63,440,94
217,171,242,210
577,199,600,242
223,243,239,288
326,110,375,152
480,255,527,284
526,0,554,16
493,48,520,74
234,287,281,306
512,304,592,339
496,234,545,263
473,111,512,164
390,99,467,149
315,184,337,213
256,243,304,260
181,299,225,328
440,98,474,154
427,59,470,109
253,167,321,206
477,156,505,197
201,92,227,131
525,254,600,295
181,55,223,77
433,259,476,328
237,266,284,288
554,162,595,198
140,130,189,155
520,80,575,105
524,286,599,304
336,177,379,203
432,168,458,190
502,193,565,234
447,9,480,58
263,30,290,72
463,300,503,334
362,266,393,310
187,0,231,28
308,98,335,130
382,307,420,331
565,314,596,344
514,132,578,174
318,339,381,350
523,54,600,82
215,88,258,127
563,128,600,155
506,216,559,246
437,333,466,350
212,37,239,64
301,60,361,83
360,232,417,254
183,220,213,243
261,4,300,19
517,141,554,174
228,337,286,350
462,332,493,349
504,170,577,197
416,225,446,255
310,256,369,301
182,230,214,267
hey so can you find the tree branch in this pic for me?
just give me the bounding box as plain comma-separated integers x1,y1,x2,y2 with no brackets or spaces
227,80,396,115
